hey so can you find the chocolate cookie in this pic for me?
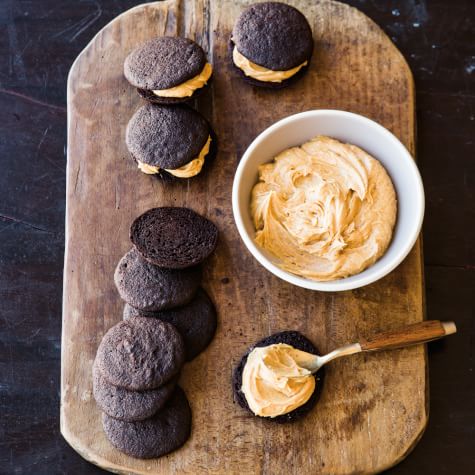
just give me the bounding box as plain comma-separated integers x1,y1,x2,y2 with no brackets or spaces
103,386,192,459
130,207,218,269
124,288,217,361
231,2,313,88
96,317,185,390
233,330,324,423
124,36,211,104
126,103,214,175
114,248,201,311
93,362,177,422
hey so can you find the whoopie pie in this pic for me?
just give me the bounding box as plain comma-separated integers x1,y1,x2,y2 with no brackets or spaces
125,103,215,179
231,2,313,88
124,36,212,104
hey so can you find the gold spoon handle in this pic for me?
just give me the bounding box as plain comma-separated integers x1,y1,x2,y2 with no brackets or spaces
360,320,456,352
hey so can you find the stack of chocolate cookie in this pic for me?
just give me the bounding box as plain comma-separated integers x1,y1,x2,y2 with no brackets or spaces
124,37,216,180
93,207,218,459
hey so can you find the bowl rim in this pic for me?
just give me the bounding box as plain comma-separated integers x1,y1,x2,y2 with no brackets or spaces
231,109,425,291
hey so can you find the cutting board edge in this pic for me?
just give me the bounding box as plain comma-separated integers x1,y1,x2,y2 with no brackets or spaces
60,402,429,475
60,409,142,475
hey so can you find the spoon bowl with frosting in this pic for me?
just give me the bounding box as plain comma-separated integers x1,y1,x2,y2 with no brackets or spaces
233,331,325,423
232,110,425,291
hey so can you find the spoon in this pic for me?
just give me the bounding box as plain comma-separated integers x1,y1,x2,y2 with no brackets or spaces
303,320,456,374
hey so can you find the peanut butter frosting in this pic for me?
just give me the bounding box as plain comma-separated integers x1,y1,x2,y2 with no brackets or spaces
241,343,316,418
251,136,397,281
232,47,307,83
153,63,213,98
137,135,211,178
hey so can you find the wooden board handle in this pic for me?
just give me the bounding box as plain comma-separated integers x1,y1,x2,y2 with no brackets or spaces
360,321,457,352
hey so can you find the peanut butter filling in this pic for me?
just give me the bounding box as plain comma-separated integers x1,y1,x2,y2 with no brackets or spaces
137,135,211,178
152,63,213,98
232,47,307,83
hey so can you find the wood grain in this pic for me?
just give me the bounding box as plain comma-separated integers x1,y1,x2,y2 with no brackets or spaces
360,321,451,352
61,1,426,474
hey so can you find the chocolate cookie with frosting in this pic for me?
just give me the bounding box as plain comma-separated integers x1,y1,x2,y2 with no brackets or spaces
230,2,313,88
126,103,216,180
124,36,212,104
233,331,324,423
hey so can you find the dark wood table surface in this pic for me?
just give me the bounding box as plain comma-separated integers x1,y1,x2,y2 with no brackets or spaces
0,1,473,474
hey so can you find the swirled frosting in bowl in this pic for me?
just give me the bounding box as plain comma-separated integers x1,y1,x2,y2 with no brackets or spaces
251,136,397,281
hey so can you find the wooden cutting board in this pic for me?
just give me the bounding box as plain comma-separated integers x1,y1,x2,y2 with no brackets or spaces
61,1,426,474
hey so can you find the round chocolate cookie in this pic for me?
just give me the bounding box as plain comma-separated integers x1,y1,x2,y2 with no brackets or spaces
124,36,210,104
96,317,185,390
126,103,212,172
130,207,218,269
231,2,313,88
103,386,192,459
124,288,217,361
233,330,324,423
93,362,177,422
114,248,201,312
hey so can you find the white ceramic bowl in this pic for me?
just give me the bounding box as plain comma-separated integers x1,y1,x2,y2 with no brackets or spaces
232,110,425,291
